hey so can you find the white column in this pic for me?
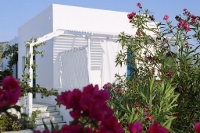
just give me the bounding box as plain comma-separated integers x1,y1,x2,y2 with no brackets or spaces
27,43,33,117
87,36,91,83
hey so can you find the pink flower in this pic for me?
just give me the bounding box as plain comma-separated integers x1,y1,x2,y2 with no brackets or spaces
147,55,152,60
0,76,21,111
144,112,149,117
116,88,123,94
191,14,197,19
103,82,111,89
192,19,198,25
57,89,82,119
42,130,51,133
146,116,154,122
57,84,115,122
177,20,185,28
4,88,21,106
146,121,169,133
98,116,124,133
144,106,148,111
137,2,142,8
61,124,84,133
167,71,172,79
183,8,187,12
127,12,136,19
128,121,143,133
187,12,191,17
184,22,190,32
2,76,21,90
134,109,138,114
195,122,200,133
33,130,42,133
166,52,171,57
152,68,156,75
163,15,169,20
136,30,141,36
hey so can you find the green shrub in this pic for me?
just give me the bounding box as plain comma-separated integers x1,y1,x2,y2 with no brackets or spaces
0,113,24,132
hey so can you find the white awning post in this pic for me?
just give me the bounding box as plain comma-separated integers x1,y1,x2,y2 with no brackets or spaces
87,36,91,83
27,42,33,118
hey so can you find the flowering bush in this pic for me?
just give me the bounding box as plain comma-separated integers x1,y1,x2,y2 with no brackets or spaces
116,2,200,132
105,77,179,132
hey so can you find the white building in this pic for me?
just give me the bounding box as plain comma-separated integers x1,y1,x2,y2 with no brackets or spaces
4,4,157,124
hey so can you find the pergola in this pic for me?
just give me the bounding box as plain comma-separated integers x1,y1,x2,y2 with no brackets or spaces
26,29,119,117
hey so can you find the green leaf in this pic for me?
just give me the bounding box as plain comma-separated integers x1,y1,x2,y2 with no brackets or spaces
50,120,55,130
42,118,49,131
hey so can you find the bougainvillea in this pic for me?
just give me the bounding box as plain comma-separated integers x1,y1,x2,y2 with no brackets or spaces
0,76,21,111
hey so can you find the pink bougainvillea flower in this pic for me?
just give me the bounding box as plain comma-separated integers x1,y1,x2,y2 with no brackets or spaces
194,122,200,133
2,75,21,90
0,76,21,111
98,116,123,133
127,12,136,19
137,2,142,8
183,8,187,12
57,84,115,122
128,121,143,133
163,15,169,20
3,88,21,106
60,124,90,133
57,89,82,119
146,121,169,133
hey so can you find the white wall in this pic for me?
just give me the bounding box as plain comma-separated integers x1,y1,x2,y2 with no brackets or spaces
18,5,53,80
52,4,136,35
34,39,55,103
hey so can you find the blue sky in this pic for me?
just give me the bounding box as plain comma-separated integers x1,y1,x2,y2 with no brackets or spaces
0,0,199,42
